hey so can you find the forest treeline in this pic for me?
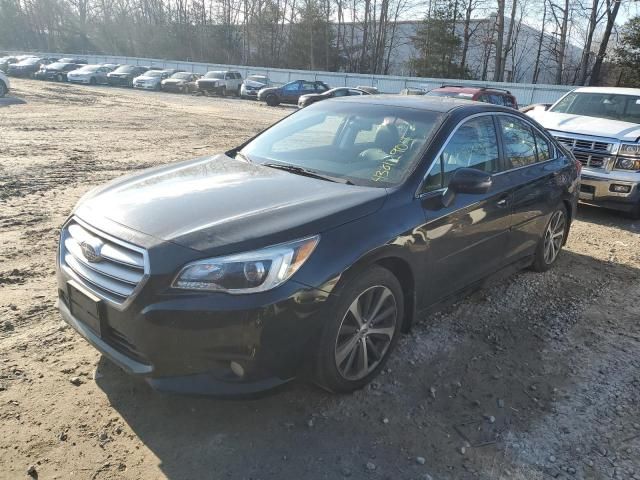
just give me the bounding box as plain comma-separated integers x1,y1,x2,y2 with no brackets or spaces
0,0,637,85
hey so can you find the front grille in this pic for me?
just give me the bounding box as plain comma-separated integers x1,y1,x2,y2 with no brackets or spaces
556,136,612,153
60,219,147,304
572,151,608,168
553,134,615,169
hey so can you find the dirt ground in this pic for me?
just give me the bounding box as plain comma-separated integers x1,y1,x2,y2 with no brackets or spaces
1,79,639,480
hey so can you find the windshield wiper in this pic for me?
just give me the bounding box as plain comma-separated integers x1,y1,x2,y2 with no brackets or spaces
263,162,354,185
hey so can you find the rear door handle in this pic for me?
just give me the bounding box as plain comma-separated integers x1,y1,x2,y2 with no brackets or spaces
497,198,509,208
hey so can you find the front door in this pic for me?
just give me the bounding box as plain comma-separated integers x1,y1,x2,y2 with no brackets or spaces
417,114,512,303
495,114,572,260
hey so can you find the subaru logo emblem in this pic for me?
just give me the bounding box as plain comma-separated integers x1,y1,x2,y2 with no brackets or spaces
80,240,103,263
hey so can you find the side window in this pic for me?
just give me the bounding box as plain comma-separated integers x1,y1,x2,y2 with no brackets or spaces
316,83,329,92
283,82,300,92
333,89,348,97
225,73,232,80
498,116,538,168
349,89,365,96
423,116,500,192
301,81,316,91
534,130,552,161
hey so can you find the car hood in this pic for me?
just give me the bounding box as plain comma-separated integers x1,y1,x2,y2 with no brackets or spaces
75,154,387,254
135,75,160,81
528,110,640,142
68,71,92,76
163,79,185,84
109,72,131,77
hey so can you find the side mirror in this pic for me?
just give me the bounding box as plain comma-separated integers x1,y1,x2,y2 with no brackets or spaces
442,168,492,207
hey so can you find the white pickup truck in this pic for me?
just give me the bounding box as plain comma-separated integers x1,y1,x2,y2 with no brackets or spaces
528,87,640,218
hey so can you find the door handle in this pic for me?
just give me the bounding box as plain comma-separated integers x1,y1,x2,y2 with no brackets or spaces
496,198,509,208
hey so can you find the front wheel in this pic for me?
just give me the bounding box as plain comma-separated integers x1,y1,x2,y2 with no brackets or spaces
89,77,97,85
314,266,403,393
531,205,567,272
56,74,63,82
0,81,6,97
265,94,279,107
220,86,227,96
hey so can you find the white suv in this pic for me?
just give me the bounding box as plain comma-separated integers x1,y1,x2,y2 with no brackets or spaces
196,71,243,96
0,71,10,97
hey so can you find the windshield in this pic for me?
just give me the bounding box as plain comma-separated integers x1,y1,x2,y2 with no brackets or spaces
171,72,191,80
144,71,163,77
18,58,40,65
205,72,224,79
240,103,443,187
248,75,267,83
113,65,136,73
551,92,640,124
77,65,99,72
45,62,69,70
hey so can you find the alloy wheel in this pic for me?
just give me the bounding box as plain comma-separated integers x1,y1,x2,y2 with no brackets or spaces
543,210,565,265
334,285,397,381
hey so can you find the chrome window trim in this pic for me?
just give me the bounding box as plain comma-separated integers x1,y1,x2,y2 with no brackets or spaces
59,216,150,311
416,111,562,198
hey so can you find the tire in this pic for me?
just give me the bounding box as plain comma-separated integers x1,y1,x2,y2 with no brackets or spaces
56,74,63,82
220,86,227,97
266,94,279,107
628,202,640,220
0,81,6,98
89,77,97,85
236,86,241,97
531,204,568,272
314,265,404,393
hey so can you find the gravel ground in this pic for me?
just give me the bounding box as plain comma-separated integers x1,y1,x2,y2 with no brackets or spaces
1,79,639,480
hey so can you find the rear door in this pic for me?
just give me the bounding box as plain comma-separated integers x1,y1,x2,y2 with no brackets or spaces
417,114,513,302
495,114,570,261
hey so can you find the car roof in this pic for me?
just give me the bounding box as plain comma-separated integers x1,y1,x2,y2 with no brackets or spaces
331,94,513,113
431,85,512,95
573,86,640,96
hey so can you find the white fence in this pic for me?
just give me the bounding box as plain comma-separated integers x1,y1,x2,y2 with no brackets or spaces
28,51,574,106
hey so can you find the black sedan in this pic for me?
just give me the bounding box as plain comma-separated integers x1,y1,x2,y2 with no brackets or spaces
56,97,579,396
107,65,149,87
8,57,58,77
258,80,330,106
34,62,81,82
298,87,370,108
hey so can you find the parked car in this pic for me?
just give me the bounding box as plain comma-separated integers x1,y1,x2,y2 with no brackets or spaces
298,87,370,108
34,62,81,82
196,70,243,96
56,96,579,396
528,87,640,218
240,74,270,99
67,64,113,85
101,63,121,71
133,69,181,90
107,65,149,87
8,57,58,77
58,57,88,65
161,72,201,93
0,56,19,73
426,85,519,109
0,70,10,97
258,80,330,106
399,87,427,96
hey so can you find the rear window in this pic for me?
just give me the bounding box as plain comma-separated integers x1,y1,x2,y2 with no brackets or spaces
427,90,475,99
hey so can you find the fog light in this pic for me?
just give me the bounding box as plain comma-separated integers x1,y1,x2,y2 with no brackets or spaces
610,184,631,193
230,361,245,378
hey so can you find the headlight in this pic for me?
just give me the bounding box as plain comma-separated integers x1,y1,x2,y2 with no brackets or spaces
619,144,640,157
172,236,319,293
615,157,640,170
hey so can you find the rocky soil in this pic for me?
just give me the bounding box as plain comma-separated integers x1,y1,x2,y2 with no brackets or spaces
0,79,639,480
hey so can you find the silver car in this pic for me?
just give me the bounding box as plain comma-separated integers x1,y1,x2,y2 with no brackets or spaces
0,70,9,97
67,65,113,85
133,69,179,91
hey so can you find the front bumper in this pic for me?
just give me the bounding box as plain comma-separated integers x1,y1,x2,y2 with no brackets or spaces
197,82,222,93
56,221,332,396
133,82,158,90
579,167,640,212
68,77,91,84
34,71,63,80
